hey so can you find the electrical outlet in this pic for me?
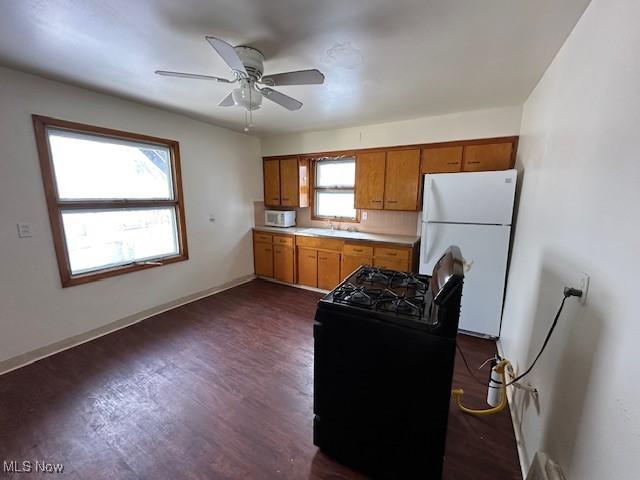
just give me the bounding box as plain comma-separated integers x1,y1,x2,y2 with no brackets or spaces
578,273,589,304
362,211,368,221
17,223,33,238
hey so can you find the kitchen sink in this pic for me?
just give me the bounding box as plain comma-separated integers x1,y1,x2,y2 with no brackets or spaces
298,228,369,240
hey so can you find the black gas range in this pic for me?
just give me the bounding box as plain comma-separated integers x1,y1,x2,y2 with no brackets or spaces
313,246,464,479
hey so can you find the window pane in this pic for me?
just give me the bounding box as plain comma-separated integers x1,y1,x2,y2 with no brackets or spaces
315,159,355,187
316,191,356,218
61,208,179,275
48,129,173,200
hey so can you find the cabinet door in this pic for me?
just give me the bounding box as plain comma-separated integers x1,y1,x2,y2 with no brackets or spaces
254,242,273,277
341,254,372,280
462,143,513,172
274,245,294,284
318,251,341,290
279,157,300,207
421,146,463,174
373,257,409,272
263,159,281,206
355,152,386,209
384,149,421,210
297,248,317,288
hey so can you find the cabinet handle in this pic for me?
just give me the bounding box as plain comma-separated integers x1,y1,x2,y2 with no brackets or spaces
468,161,481,164
387,200,398,204
372,200,382,203
319,257,327,260
353,249,363,253
272,197,279,200
308,255,316,259
447,162,459,165
282,197,290,201
387,252,397,256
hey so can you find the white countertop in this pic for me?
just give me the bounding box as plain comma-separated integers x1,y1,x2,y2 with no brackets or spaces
253,225,420,247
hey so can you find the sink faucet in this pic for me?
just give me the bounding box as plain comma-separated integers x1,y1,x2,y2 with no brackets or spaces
325,220,335,231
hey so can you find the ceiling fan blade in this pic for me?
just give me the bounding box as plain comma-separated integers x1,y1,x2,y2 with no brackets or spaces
155,70,233,83
218,92,235,107
205,36,247,76
261,87,303,111
261,69,325,86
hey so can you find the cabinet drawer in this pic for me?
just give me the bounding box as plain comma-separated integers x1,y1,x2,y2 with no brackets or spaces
273,235,294,247
253,232,273,244
374,247,410,261
296,236,344,251
343,244,374,257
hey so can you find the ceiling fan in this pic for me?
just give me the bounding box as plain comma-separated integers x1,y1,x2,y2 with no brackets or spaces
156,36,325,130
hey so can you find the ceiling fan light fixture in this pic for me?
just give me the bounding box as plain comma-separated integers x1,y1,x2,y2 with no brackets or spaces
231,83,262,111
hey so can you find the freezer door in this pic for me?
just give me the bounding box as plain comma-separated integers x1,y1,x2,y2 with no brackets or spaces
423,170,517,225
420,222,510,337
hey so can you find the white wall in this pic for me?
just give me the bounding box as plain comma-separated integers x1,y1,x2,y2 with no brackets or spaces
0,66,262,364
500,0,640,478
260,105,522,156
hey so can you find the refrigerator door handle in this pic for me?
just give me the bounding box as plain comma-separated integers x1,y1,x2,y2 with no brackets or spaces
420,222,433,263
422,223,431,266
422,176,433,223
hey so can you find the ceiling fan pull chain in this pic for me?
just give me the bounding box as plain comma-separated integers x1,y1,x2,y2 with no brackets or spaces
249,88,254,128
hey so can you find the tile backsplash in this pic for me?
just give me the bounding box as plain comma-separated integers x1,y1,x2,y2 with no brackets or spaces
254,201,421,237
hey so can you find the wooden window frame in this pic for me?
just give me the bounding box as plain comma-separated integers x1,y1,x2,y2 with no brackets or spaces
310,157,360,223
32,115,189,287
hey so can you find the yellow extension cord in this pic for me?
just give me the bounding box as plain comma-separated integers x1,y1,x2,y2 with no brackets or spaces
451,359,511,416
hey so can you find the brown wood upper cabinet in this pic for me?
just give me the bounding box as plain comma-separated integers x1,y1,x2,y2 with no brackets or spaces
263,157,310,208
384,149,421,211
355,152,386,210
280,157,300,207
462,142,513,172
263,159,281,206
421,146,463,174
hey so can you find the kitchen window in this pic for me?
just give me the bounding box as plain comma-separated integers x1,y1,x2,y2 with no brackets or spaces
312,157,358,221
33,115,188,287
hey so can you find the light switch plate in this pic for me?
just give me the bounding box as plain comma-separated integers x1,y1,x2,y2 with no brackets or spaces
17,223,33,238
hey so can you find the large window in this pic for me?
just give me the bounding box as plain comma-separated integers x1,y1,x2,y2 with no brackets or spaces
312,157,357,221
33,115,188,287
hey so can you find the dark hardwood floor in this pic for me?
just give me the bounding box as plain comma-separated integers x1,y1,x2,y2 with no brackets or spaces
0,279,521,479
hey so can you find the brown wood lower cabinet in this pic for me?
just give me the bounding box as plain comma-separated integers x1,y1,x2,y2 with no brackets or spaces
273,245,294,283
317,251,341,290
341,254,373,280
297,248,318,287
255,229,419,289
254,242,273,277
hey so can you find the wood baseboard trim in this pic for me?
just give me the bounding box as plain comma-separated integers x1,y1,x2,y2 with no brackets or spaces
256,276,329,294
496,339,528,480
0,274,256,376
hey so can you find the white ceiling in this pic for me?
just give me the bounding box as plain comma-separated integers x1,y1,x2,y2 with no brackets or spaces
0,0,590,135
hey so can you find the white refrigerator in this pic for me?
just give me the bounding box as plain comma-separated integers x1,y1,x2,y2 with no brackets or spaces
419,170,517,338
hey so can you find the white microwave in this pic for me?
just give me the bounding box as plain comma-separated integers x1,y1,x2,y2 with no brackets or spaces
264,209,296,227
